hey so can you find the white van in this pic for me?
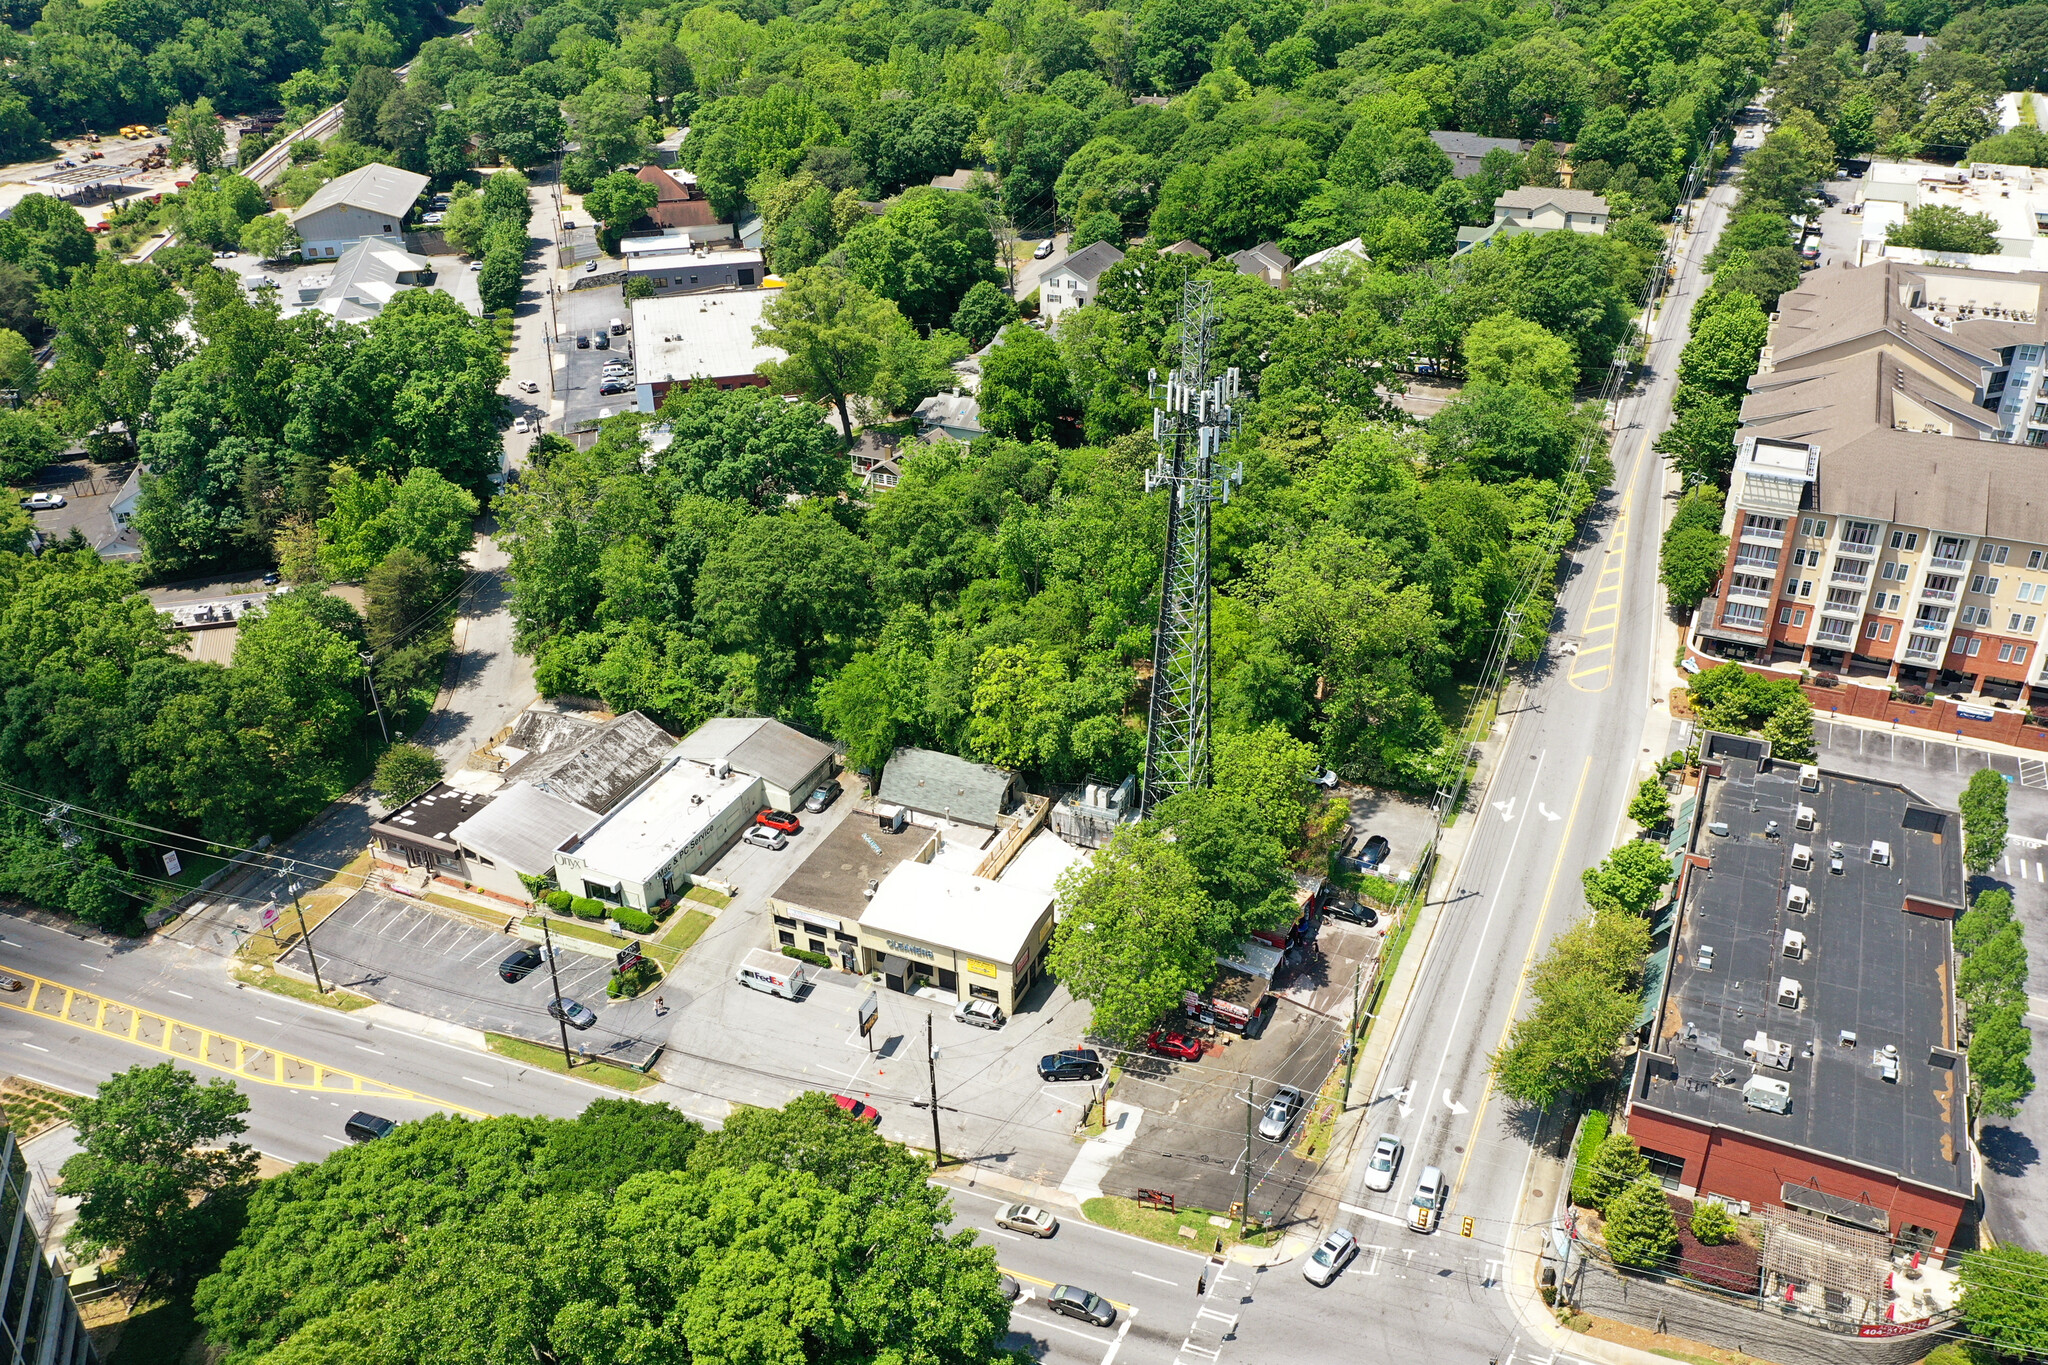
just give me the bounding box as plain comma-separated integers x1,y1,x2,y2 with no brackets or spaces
738,948,807,1000
609,316,626,335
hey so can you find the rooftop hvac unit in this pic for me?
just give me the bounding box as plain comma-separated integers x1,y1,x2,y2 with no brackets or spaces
711,759,730,779
1708,821,1731,837
1783,929,1806,959
1878,1043,1901,1082
1777,976,1803,1009
1799,764,1821,791
1745,1030,1794,1070
1791,843,1813,870
1870,840,1892,866
1743,1075,1792,1113
1697,944,1716,970
1795,804,1817,830
1839,1029,1858,1048
1786,885,1810,912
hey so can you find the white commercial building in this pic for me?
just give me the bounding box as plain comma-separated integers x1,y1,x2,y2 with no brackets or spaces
631,290,784,413
854,859,1057,1014
1857,162,2048,266
555,756,763,910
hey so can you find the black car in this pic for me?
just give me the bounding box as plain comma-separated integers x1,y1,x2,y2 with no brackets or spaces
1038,1049,1104,1082
595,334,610,349
599,381,630,396
344,1111,396,1142
576,334,591,349
499,944,545,982
1358,834,1389,868
1324,894,1371,925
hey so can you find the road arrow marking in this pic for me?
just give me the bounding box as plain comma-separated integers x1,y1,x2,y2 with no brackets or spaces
1442,1090,1469,1115
1493,796,1517,822
1538,802,1561,821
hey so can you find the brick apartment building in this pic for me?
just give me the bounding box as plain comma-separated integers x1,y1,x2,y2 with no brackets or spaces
1692,257,2048,703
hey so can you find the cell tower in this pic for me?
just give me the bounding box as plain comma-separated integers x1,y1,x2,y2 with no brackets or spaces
1139,281,1243,814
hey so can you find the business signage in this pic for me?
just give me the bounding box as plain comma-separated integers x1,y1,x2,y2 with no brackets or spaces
162,851,181,877
964,958,998,977
858,991,879,1037
1956,702,1996,722
885,937,935,959
1856,1320,1931,1338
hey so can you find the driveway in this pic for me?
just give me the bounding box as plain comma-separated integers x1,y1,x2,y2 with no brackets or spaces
1010,231,1069,302
551,285,634,430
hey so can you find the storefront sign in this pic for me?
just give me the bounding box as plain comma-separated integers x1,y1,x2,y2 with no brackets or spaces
885,937,934,959
1956,702,1996,722
858,991,878,1037
1856,1320,1931,1338
964,958,998,977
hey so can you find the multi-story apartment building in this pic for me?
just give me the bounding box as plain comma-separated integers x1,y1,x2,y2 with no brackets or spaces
0,1122,97,1365
1692,257,2048,703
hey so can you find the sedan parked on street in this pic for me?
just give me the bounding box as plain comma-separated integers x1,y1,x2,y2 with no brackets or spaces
994,1203,1058,1238
1302,1228,1358,1286
1258,1085,1305,1141
547,997,597,1030
1046,1285,1114,1326
1363,1133,1403,1192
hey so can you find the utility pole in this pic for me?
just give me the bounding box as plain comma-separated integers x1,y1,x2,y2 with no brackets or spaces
540,916,572,1068
1343,964,1362,1102
359,651,390,743
286,862,325,995
1240,1083,1256,1237
927,1012,944,1167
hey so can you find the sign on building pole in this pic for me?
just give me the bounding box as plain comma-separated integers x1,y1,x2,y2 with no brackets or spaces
858,991,878,1051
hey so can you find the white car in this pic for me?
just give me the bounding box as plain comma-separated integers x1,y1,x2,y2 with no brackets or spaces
741,825,787,851
993,1203,1058,1238
1302,1228,1357,1286
953,998,1006,1030
468,261,482,271
214,249,236,259
1408,1165,1445,1233
1363,1133,1403,1192
511,417,530,434
18,492,64,510
519,380,539,394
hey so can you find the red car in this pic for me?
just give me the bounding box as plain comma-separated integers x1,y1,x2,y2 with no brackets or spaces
831,1094,880,1124
1145,1029,1203,1061
756,808,802,833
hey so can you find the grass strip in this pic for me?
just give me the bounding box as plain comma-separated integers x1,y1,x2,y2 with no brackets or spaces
230,965,374,1012
484,1032,656,1090
1081,1196,1283,1250
660,908,715,956
684,885,731,909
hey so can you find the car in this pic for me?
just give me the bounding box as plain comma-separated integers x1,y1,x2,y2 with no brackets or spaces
803,779,842,812
998,1275,1022,1302
1033,238,1055,259
1324,894,1375,926
519,379,539,393
1258,1085,1305,1142
599,382,630,396
994,1203,1058,1237
547,997,598,1030
1409,1165,1446,1232
468,261,482,271
1358,834,1390,868
260,570,281,586
1302,1227,1358,1287
1037,1049,1103,1082
18,492,64,510
576,334,591,348
585,259,599,272
498,944,547,982
741,824,787,850
595,333,611,349
954,998,1006,1030
563,219,577,230
1144,1028,1202,1061
1363,1133,1403,1192
1046,1285,1114,1326
511,417,530,434
213,249,236,259
756,808,802,833
344,1112,396,1142
830,1093,881,1124
422,212,445,225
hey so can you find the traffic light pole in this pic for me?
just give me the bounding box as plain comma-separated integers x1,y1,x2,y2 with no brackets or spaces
540,915,572,1069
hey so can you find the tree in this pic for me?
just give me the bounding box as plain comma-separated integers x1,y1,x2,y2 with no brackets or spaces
693,502,871,705
1149,136,1318,254
441,189,488,257
43,259,189,430
849,98,978,195
1655,390,1739,487
1961,765,2010,876
318,466,479,581
168,97,226,174
1048,826,1232,1044
842,187,1001,331
1959,1245,2048,1357
1689,1200,1736,1246
1677,295,1769,396
238,212,297,263
1582,841,1675,916
1583,1132,1652,1211
979,325,1080,443
1463,314,1578,398
583,170,658,231
564,72,654,171
1970,1004,2037,1119
753,268,907,437
950,280,1019,349
57,1063,258,1288
1070,209,1125,253
1659,525,1727,612
341,66,400,146
373,742,443,805
1605,1178,1680,1269
1957,887,2016,957
466,77,568,169
1628,777,1672,831
1886,203,2002,255
1490,966,1643,1106
1761,694,1815,762
656,381,848,505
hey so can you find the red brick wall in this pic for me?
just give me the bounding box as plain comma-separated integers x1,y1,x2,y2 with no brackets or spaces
1626,1106,1968,1252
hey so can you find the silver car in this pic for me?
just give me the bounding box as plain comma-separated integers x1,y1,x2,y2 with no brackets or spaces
953,998,1006,1030
1258,1085,1305,1141
1363,1133,1403,1192
1302,1228,1358,1286
994,1202,1058,1237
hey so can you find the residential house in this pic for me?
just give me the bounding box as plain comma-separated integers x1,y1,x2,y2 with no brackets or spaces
1040,241,1125,325
1229,241,1292,286
293,240,434,321
634,164,723,231
1160,239,1212,260
914,391,983,444
1295,237,1371,274
1455,187,1609,253
290,163,429,258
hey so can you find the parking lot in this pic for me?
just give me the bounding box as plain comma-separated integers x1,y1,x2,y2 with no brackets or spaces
551,284,636,429
284,891,666,1068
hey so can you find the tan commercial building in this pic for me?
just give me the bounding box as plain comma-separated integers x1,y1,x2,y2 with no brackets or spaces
854,859,1055,1015
1693,258,2048,705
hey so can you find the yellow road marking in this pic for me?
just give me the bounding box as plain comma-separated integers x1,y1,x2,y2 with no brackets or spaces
0,965,483,1117
1449,755,1594,1205
1002,1266,1133,1311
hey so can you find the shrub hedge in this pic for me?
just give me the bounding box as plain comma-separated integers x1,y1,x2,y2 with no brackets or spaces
570,897,607,921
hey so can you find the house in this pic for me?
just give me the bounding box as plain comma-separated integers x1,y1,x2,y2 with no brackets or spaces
1160,239,1212,260
1229,241,1292,287
849,430,906,490
1428,130,1528,179
631,290,783,412
1455,186,1609,253
929,169,988,192
1627,733,1972,1256
878,746,1019,829
914,391,983,443
1040,241,1125,325
625,246,764,296
634,164,723,231
1866,31,1934,56
293,240,433,321
1295,237,1371,274
290,162,429,259
673,715,836,811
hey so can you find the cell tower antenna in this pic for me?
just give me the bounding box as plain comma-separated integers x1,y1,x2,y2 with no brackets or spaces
1140,281,1242,814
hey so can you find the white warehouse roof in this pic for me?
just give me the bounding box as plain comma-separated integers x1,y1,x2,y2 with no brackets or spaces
632,291,784,386
291,162,429,223
858,860,1053,966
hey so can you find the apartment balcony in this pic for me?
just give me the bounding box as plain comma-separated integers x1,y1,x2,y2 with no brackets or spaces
1814,625,1855,646
1921,586,1957,602
1727,584,1773,603
1835,541,1878,559
1931,555,1969,571
1830,568,1869,585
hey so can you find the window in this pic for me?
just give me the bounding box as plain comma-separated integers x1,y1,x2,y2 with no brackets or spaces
1972,575,1985,594
1747,514,1786,537
1735,545,1780,569
1865,620,1884,638
936,968,958,990
1731,573,1773,599
1800,517,1830,538
2019,646,2032,664
1886,593,1903,610
1637,1146,1688,1191
2032,550,2045,569
738,269,755,285
1880,623,1895,641
2028,616,2040,634
2001,643,2018,662
1890,530,1920,551
2028,428,2047,445
653,276,667,287
1983,543,2011,564
383,223,393,233
1793,609,1807,626
1800,579,1813,597
1881,562,1900,580
1044,293,1062,304
1961,605,1983,625
1971,638,1984,656
1917,604,1952,626
1723,602,1766,628
777,929,795,946
1989,577,2002,595
1780,607,1795,625
1824,587,1863,611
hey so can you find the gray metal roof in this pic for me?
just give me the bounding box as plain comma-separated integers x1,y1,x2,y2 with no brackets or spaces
449,782,597,876
878,747,1016,827
1495,186,1609,215
372,783,493,847
1631,747,1971,1199
501,710,676,815
1059,240,1126,283
291,162,429,223
674,716,834,793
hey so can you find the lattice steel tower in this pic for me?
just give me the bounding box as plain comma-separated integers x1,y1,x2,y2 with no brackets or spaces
1140,282,1243,814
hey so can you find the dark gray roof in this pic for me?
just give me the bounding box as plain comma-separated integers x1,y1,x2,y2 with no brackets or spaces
768,810,933,920
1429,130,1523,160
1631,745,1971,1199
372,783,493,847
1059,240,1125,283
450,782,596,876
501,710,676,815
878,747,1016,827
674,717,834,793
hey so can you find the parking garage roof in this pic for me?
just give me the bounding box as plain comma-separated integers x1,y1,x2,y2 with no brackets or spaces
1632,741,1972,1198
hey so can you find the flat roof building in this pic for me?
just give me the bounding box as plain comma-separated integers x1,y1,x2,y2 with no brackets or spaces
673,715,835,810
556,756,763,910
626,247,765,297
370,783,495,877
631,290,783,412
1627,734,1972,1254
854,859,1057,1014
766,810,938,971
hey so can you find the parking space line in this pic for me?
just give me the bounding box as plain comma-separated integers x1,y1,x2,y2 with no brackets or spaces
1005,1309,1111,1347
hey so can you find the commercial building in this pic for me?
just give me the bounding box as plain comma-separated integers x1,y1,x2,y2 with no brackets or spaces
767,811,939,973
1040,241,1125,326
292,240,433,321
878,747,1019,830
673,715,834,811
1455,186,1608,253
1692,258,2048,702
633,164,723,232
1855,162,2048,266
290,162,429,258
631,290,783,412
1627,733,1972,1254
853,858,1057,1013
555,755,762,909
0,1122,96,1365
625,246,764,296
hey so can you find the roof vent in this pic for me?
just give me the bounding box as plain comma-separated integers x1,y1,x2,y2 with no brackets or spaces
1791,842,1812,870
1878,1043,1900,1082
1795,804,1816,830
1745,1030,1794,1070
1777,977,1803,1009
1742,1075,1792,1113
1783,929,1806,958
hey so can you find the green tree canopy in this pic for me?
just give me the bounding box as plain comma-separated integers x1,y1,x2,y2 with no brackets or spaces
1886,202,2002,255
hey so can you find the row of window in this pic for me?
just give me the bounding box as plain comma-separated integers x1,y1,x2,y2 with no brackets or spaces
1775,609,2036,663
1762,522,2048,569
1959,606,2043,632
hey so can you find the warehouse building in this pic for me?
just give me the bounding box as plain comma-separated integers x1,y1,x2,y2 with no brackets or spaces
290,162,429,258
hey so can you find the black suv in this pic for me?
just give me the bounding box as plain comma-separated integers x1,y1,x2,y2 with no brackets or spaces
499,945,544,982
1038,1049,1104,1082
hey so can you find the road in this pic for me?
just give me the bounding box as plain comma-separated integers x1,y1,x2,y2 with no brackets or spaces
1308,125,1749,1364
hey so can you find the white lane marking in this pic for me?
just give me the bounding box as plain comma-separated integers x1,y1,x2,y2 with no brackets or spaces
254,1016,284,1026
1131,1271,1176,1285
1340,1202,1408,1227
77,964,103,973
355,1045,383,1054
984,1227,1021,1241
1442,1090,1469,1115
1005,1309,1111,1346
461,1076,495,1088
19,1043,47,1052
1102,1312,1135,1365
166,990,192,999
1493,796,1517,822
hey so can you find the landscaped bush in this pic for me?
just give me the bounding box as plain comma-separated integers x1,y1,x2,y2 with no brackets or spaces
1570,1111,1610,1208
782,945,831,968
1689,1200,1736,1245
570,897,606,921
543,890,573,913
615,906,657,934
607,957,661,998
1668,1196,1759,1292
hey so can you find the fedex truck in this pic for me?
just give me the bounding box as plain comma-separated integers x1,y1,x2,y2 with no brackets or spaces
737,948,808,1000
